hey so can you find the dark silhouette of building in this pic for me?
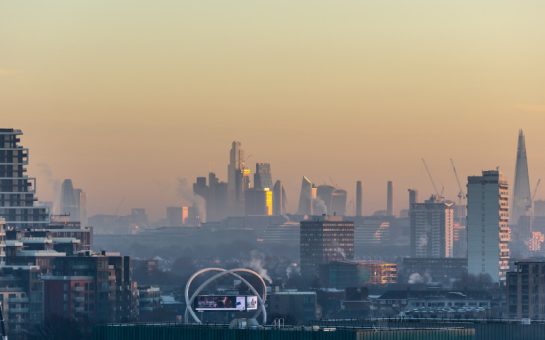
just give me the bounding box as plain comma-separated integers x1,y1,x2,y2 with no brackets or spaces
254,163,273,190
245,188,272,216
507,260,545,319
300,215,354,280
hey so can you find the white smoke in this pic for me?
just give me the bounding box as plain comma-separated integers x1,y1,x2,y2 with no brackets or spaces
417,235,428,248
244,250,272,284
36,163,61,214
286,263,300,279
408,271,433,284
313,198,328,215
408,273,424,284
176,178,206,222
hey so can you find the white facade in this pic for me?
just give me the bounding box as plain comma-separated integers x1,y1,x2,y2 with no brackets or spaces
467,170,510,282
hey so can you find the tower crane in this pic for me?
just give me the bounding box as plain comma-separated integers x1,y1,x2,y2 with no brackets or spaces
530,178,541,233
449,159,466,205
450,159,467,225
421,158,440,197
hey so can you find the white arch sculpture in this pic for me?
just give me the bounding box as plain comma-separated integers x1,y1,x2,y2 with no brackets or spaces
184,268,268,324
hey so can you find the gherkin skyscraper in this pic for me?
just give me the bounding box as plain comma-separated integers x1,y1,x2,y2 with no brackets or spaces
512,129,532,225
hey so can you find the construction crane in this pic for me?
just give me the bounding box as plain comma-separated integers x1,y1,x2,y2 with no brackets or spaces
421,158,440,197
529,179,541,233
450,159,467,226
450,159,466,204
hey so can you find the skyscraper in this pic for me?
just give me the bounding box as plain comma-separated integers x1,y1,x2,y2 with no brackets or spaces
61,179,78,220
410,195,455,258
355,181,363,217
331,189,347,216
300,215,354,280
60,179,87,225
273,180,286,216
0,129,49,228
512,130,532,225
386,181,394,216
254,163,273,190
316,185,335,214
298,176,315,216
245,188,273,216
227,141,248,216
467,170,510,282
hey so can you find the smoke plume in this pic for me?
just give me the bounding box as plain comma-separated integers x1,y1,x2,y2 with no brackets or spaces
244,250,272,284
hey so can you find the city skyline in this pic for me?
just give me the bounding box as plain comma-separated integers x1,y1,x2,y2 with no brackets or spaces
7,127,541,220
3,1,545,219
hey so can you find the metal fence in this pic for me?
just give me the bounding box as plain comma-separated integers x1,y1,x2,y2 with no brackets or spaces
318,318,545,340
92,323,474,340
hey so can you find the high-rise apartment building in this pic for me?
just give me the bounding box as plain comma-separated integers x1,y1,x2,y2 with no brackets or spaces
506,260,545,319
0,129,49,228
410,195,455,258
300,215,354,279
467,170,510,282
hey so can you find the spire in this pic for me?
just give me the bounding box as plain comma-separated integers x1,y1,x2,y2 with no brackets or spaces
512,129,532,224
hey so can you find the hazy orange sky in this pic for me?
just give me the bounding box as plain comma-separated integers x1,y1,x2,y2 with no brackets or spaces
2,1,545,219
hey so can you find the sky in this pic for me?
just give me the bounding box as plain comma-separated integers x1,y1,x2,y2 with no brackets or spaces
2,1,545,219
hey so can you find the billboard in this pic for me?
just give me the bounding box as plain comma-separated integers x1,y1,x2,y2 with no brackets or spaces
195,295,246,311
246,296,258,311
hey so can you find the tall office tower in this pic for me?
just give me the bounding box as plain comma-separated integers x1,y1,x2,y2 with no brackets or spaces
60,179,78,220
331,189,347,216
227,141,248,216
0,129,49,228
356,181,363,217
467,170,510,282
512,130,532,226
408,189,418,209
386,181,394,216
273,180,286,215
254,163,273,190
300,216,354,280
166,207,184,226
410,195,455,258
298,176,315,215
75,189,88,226
245,188,273,216
316,185,335,213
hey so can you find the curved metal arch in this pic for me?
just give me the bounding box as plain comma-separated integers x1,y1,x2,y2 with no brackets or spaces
184,268,268,325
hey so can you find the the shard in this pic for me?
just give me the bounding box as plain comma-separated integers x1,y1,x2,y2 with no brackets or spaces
512,129,532,225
